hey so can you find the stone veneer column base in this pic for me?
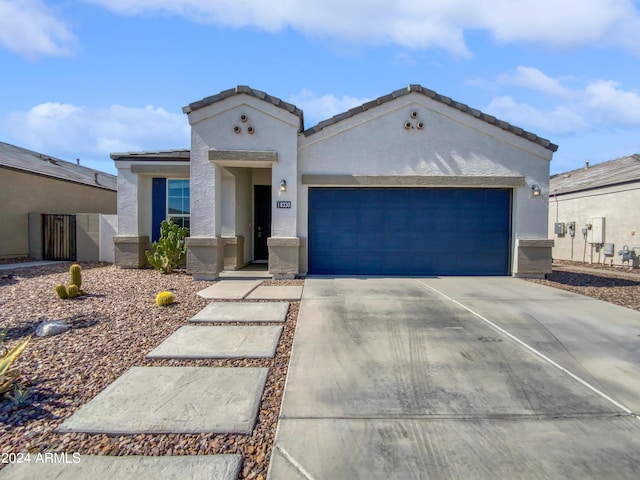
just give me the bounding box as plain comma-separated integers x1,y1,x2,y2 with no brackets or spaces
186,237,225,280
113,236,149,268
222,236,245,270
514,239,554,278
268,237,301,279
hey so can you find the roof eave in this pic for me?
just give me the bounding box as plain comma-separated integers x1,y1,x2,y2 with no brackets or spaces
302,84,558,153
182,85,305,132
0,164,117,192
551,178,640,196
110,150,191,161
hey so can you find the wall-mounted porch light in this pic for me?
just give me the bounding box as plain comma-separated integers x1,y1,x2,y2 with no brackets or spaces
280,179,287,192
531,185,541,197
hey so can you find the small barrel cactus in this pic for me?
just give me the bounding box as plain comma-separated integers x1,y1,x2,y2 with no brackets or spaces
69,264,82,289
155,291,175,307
67,285,80,299
55,284,68,299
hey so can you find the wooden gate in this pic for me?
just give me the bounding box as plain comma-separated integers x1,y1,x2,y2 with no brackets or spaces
42,214,76,261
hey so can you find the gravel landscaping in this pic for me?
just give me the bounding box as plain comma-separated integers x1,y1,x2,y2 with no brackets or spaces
1,260,639,478
0,262,299,479
525,261,640,312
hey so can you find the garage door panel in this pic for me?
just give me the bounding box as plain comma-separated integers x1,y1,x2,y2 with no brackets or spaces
308,188,511,275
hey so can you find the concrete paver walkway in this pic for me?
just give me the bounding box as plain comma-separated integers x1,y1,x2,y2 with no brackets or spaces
0,261,66,271
23,277,297,479
246,285,304,300
197,279,263,299
0,455,242,480
197,281,303,301
59,366,268,435
146,325,283,359
190,301,290,323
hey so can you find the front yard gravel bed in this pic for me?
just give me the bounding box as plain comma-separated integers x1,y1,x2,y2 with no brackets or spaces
525,261,640,312
3,260,637,477
0,262,299,479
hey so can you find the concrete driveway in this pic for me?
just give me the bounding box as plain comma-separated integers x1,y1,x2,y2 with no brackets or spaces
268,277,640,479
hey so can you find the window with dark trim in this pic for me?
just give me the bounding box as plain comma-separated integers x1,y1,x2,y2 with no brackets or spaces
167,179,190,230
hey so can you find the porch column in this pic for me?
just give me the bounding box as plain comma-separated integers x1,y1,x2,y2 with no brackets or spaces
514,239,554,278
186,237,225,280
186,143,224,279
113,165,149,268
268,237,301,279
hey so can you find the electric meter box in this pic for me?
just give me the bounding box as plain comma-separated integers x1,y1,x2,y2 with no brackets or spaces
603,243,615,256
587,217,605,244
554,222,566,235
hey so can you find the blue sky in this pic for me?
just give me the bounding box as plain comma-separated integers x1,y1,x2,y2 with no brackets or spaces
1,0,640,175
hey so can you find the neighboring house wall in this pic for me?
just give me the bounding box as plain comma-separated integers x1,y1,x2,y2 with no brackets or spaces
0,167,116,258
550,182,640,264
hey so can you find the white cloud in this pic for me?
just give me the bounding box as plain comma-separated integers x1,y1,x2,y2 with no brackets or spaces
0,0,75,58
486,96,587,135
497,67,574,98
487,67,640,136
289,89,372,127
583,80,640,126
83,0,640,56
471,0,640,50
4,102,190,167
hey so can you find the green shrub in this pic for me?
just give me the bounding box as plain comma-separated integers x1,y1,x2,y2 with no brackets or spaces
146,219,188,274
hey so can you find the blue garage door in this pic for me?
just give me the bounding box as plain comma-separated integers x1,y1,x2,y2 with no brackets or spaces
308,188,511,275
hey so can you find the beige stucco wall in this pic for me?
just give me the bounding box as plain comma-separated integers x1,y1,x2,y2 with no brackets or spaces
0,168,116,258
184,95,300,278
549,182,640,264
187,95,299,239
114,162,189,239
298,93,554,275
118,89,555,277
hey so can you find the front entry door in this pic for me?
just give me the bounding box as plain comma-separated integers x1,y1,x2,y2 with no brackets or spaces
254,185,271,261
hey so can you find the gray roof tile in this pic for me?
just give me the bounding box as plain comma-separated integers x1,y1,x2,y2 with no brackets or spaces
110,149,190,161
0,141,116,191
181,84,557,152
182,86,305,131
550,154,640,195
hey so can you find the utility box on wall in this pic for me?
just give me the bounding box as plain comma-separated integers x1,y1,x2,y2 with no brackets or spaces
587,217,605,244
554,222,566,235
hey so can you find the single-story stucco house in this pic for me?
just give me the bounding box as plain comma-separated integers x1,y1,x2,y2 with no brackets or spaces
549,154,640,266
112,85,557,279
0,141,117,260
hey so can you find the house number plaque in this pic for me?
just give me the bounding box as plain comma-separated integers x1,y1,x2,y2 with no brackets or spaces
276,201,292,209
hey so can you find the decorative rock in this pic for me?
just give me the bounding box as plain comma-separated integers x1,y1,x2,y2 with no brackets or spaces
35,320,69,337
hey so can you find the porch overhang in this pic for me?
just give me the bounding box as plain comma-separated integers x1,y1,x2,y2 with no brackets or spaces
208,150,277,168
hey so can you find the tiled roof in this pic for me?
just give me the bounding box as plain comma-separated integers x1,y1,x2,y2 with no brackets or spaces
111,149,190,161
302,84,558,152
182,86,305,129
181,84,557,152
0,141,116,191
550,154,640,195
